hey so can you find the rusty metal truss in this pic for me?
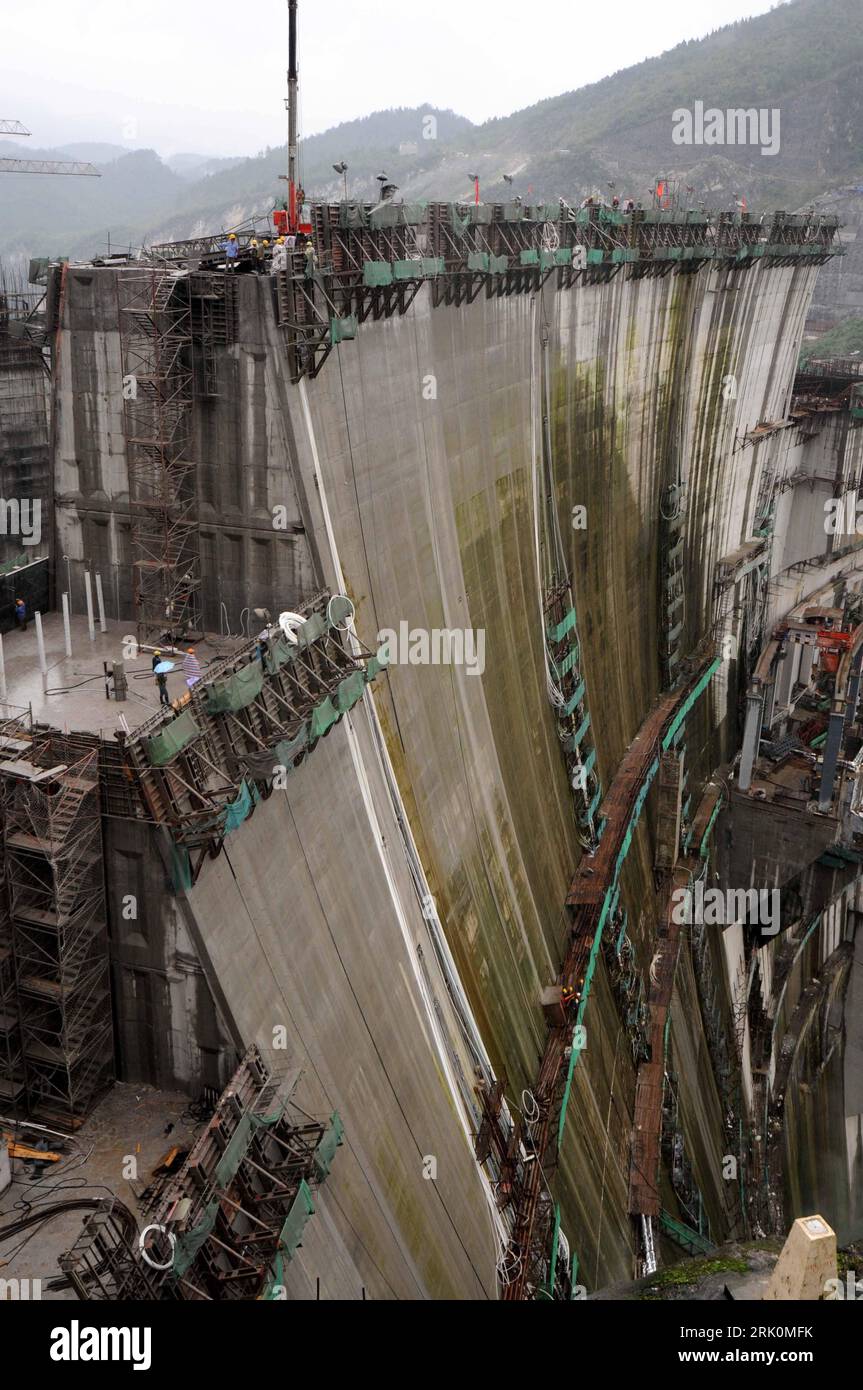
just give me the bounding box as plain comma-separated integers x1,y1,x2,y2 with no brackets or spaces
60,1046,342,1301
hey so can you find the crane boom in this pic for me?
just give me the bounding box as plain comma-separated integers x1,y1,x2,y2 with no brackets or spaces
0,157,100,176
0,118,100,174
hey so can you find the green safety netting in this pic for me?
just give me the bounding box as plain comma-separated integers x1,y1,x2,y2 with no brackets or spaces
222,779,258,833
369,201,426,228
393,257,445,280
449,204,470,237
547,607,577,643
520,248,539,266
328,594,354,626
467,251,489,272
296,612,327,648
338,202,369,230
173,1201,219,1279
310,695,340,740
586,248,605,265
170,842,192,893
205,661,264,714
363,261,393,287
244,725,309,781
334,669,366,713
145,708,201,767
313,1113,344,1180
331,314,358,344
364,643,391,681
216,1112,254,1186
278,1181,315,1260
539,250,555,270
488,254,509,274
554,247,572,265
264,635,294,675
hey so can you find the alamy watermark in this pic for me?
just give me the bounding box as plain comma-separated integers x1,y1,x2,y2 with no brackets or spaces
0,497,40,546
671,883,780,935
377,622,485,676
672,100,780,157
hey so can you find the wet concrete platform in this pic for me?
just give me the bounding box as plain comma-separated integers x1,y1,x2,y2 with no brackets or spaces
0,613,242,739
0,1082,201,1300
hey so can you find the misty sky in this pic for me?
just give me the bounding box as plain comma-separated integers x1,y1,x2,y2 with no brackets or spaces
1,0,780,158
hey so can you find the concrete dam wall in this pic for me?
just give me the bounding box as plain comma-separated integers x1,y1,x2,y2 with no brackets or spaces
45,218,861,1295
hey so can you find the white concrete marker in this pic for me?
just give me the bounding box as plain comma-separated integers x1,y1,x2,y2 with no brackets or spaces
61,592,72,657
34,611,48,692
763,1214,836,1300
84,571,95,642
95,572,107,633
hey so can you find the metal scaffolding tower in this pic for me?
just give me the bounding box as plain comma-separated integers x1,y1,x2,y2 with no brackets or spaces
117,269,202,642
0,734,113,1127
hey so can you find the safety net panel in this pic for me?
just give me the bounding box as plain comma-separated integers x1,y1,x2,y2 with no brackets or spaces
204,662,264,714
145,709,201,767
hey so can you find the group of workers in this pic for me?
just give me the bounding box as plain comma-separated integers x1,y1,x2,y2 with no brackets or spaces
220,230,318,277
152,646,202,709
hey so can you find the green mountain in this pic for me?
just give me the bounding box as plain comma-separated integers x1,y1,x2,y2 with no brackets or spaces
1,0,861,267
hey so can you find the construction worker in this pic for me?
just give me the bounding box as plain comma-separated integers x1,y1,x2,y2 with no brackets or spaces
183,647,201,689
151,647,162,672
271,236,288,273
257,239,269,273
223,232,239,268
14,596,26,632
248,238,258,272
155,667,170,707
304,239,317,279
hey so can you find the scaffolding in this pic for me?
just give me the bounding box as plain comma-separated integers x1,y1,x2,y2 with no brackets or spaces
60,1046,343,1301
117,268,201,642
0,732,113,1127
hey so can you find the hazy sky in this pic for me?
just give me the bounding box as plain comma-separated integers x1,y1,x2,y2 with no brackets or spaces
1,0,781,158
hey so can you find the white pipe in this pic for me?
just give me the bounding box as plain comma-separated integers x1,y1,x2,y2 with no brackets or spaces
0,632,6,702
95,572,107,633
34,611,47,691
61,592,72,657
83,572,96,642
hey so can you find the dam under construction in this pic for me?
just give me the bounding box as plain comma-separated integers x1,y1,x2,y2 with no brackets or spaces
1,191,862,1308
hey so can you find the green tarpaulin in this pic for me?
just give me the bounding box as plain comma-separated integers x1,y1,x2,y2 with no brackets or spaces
467,251,489,272
313,1113,344,1180
145,708,201,767
338,202,368,229
331,314,358,343
335,669,366,713
277,1181,315,1260
205,661,264,713
362,261,393,287
310,696,340,740
364,643,391,681
520,248,539,266
488,254,509,274
296,612,327,648
264,635,293,675
245,726,309,781
449,204,470,237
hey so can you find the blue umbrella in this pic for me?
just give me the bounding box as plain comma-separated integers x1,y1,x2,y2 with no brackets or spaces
154,661,175,674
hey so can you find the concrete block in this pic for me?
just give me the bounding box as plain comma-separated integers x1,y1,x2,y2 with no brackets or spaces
763,1215,836,1300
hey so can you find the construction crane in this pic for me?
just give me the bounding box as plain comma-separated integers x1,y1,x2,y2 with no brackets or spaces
0,119,99,176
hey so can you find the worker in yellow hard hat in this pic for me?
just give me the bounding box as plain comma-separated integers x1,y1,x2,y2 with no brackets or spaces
222,232,239,269
255,238,267,274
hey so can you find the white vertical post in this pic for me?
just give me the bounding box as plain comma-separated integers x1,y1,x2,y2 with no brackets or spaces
35,611,48,692
61,592,73,657
95,572,107,633
84,571,96,642
0,632,6,702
